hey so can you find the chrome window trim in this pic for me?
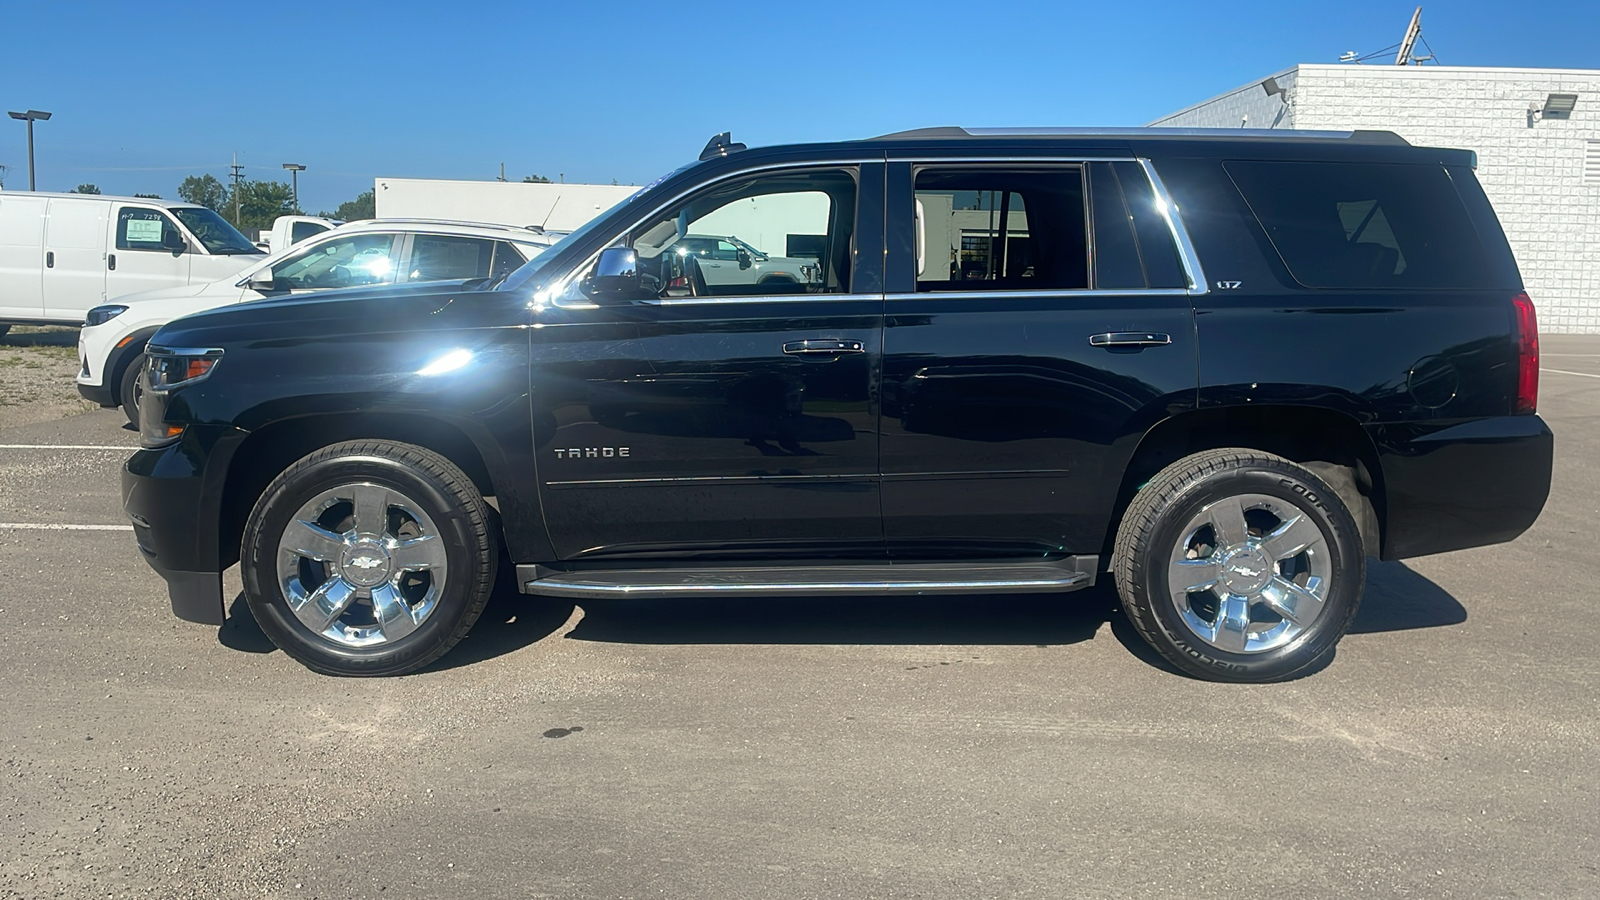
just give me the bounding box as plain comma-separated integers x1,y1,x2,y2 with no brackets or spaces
895,156,1138,164
1137,158,1209,296
885,289,1191,302
546,158,882,310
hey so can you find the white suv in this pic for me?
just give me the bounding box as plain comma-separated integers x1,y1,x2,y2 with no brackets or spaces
77,219,558,422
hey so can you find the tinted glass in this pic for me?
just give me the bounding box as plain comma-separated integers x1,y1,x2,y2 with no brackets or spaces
1225,160,1489,289
291,221,329,244
491,242,527,278
913,168,1086,292
116,208,182,252
1113,162,1187,289
1089,163,1145,290
270,233,397,289
409,235,494,281
562,167,855,302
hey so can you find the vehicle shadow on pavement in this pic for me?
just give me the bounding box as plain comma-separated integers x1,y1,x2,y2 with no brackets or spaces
0,327,78,348
1347,559,1467,634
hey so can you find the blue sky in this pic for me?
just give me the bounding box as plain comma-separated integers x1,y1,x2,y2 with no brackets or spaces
1,0,1595,212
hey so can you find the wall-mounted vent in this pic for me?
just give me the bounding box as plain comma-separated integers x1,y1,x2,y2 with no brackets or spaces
1587,141,1600,185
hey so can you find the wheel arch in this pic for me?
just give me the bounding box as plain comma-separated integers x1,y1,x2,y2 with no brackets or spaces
218,412,499,570
1104,404,1387,561
105,325,162,395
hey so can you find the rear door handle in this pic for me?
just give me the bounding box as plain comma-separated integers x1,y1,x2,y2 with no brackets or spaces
1089,332,1171,348
108,253,116,271
45,251,54,268
783,339,864,356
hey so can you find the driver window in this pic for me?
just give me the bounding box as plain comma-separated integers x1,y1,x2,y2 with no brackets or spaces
565,167,857,303
270,233,399,290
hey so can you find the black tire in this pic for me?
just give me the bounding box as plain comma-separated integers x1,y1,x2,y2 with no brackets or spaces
0,324,11,339
241,439,497,676
119,353,145,426
1112,449,1365,683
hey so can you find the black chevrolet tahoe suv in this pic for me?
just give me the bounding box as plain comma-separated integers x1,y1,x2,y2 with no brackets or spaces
123,127,1553,682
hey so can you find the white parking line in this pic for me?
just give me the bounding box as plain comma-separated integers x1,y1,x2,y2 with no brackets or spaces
1542,368,1600,380
0,444,135,451
0,523,133,531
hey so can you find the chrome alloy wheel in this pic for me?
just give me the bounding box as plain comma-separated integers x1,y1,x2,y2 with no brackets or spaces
1167,493,1331,654
276,482,448,648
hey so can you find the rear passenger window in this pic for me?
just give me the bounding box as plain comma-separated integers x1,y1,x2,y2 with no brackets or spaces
490,241,526,278
1088,162,1189,291
1225,160,1489,289
408,235,494,282
914,168,1085,291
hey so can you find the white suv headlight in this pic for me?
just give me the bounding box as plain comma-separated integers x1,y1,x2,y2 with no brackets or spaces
85,305,129,327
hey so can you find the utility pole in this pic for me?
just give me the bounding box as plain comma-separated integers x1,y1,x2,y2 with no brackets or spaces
230,153,245,225
283,163,306,213
7,110,52,191
498,163,506,182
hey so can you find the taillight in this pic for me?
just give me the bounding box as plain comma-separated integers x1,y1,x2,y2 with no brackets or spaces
1513,291,1539,414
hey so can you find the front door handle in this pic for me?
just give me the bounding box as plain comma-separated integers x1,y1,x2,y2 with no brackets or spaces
783,339,864,356
108,253,116,271
45,251,54,268
1089,332,1171,348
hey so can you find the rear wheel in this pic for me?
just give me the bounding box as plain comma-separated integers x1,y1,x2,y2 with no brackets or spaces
0,324,11,339
241,439,497,676
1112,449,1365,682
119,353,145,425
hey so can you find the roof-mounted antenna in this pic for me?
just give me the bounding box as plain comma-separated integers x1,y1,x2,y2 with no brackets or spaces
699,132,747,161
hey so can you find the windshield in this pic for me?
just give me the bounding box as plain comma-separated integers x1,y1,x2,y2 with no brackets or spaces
499,160,699,291
172,207,261,255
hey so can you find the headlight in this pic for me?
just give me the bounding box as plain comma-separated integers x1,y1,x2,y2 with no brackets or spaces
146,347,224,391
84,305,128,327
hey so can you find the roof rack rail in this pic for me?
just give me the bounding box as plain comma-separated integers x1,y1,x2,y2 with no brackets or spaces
869,126,1410,145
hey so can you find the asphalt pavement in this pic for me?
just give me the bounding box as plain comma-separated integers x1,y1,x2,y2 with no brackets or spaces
2,336,1598,899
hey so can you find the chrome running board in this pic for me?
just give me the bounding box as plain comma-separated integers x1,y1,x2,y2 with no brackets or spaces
517,556,1097,600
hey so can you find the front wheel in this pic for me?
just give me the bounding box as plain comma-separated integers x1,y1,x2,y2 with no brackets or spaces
1112,449,1365,682
119,353,145,426
241,439,497,676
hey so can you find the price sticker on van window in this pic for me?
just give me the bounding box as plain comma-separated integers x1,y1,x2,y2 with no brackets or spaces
126,219,164,243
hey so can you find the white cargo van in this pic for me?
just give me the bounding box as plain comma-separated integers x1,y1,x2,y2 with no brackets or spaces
0,192,264,334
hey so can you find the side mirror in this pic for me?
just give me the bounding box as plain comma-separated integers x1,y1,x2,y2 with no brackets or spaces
737,249,752,270
160,230,187,253
245,270,276,292
582,247,643,303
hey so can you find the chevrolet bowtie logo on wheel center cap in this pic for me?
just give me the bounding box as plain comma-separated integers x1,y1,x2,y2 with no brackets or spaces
1219,544,1274,595
340,542,393,587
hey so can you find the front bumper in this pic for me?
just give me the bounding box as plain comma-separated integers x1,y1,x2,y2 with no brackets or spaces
1374,414,1554,560
77,380,116,408
122,427,245,625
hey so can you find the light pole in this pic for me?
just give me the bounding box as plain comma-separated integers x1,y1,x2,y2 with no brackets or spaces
282,163,306,213
7,110,52,191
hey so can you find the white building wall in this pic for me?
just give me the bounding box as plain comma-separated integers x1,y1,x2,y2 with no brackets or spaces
373,178,637,233
1154,65,1600,333
1149,67,1298,131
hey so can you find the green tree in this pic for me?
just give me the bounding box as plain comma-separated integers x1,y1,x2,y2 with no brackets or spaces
522,174,551,183
134,192,162,199
232,179,297,233
320,189,374,222
72,183,102,194
177,174,228,214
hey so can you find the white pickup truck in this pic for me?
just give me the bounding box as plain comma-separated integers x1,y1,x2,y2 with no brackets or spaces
253,215,342,255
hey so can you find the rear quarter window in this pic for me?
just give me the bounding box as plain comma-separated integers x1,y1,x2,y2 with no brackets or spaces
1224,160,1490,290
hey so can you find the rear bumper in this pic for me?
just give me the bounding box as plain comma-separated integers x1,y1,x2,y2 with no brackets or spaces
1373,415,1553,560
122,426,245,625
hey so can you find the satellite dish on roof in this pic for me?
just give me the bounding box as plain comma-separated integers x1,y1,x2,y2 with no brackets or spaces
1395,7,1422,65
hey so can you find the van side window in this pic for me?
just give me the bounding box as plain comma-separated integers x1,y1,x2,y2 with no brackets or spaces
1225,160,1489,289
914,168,1086,292
117,208,181,252
291,221,329,244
